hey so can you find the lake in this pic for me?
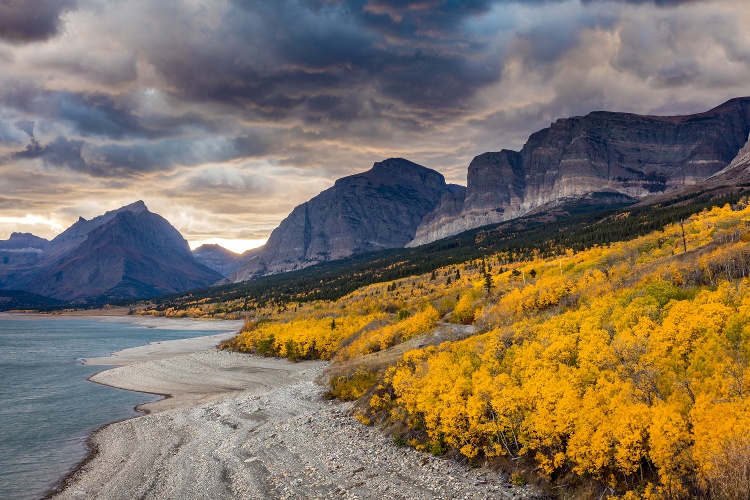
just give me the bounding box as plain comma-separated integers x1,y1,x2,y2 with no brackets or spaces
0,315,240,500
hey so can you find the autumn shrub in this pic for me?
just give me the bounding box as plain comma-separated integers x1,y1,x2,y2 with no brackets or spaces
436,297,456,317
452,291,479,324
337,304,440,360
256,334,279,356
232,314,384,360
326,367,377,400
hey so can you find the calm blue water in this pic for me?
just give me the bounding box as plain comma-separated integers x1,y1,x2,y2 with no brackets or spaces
0,315,239,500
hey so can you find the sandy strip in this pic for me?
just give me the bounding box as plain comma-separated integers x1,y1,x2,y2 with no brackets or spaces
84,332,240,367
51,347,538,499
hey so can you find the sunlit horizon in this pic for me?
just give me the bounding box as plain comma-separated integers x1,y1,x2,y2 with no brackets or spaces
188,238,267,255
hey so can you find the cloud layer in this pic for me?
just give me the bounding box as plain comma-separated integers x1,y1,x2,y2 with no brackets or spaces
1,0,748,249
0,0,77,44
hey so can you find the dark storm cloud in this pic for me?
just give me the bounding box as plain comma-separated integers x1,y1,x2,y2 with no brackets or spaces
13,136,87,170
0,80,140,138
93,135,272,174
56,94,146,139
151,0,698,127
0,0,77,43
144,0,506,125
1,0,729,160
10,130,274,177
0,79,212,142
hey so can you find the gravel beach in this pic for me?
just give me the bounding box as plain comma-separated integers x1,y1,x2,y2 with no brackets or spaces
50,338,539,499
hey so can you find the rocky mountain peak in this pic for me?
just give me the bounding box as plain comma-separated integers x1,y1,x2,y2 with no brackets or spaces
333,158,446,190
1,202,220,303
8,232,48,243
19,206,219,302
120,200,148,213
370,157,443,179
225,159,452,282
52,201,150,247
192,244,244,277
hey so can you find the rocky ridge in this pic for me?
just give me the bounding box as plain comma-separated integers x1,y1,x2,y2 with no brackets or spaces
0,232,49,250
409,97,750,246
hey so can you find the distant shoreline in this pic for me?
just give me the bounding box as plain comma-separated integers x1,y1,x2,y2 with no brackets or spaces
0,310,242,327
0,307,134,317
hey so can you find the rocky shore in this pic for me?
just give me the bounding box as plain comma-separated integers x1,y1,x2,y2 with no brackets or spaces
51,342,538,499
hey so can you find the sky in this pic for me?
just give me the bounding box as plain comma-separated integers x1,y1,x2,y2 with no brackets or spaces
1,0,750,253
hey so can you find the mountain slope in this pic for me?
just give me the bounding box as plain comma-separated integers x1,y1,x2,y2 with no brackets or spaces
148,186,747,315
226,158,452,282
0,290,63,311
410,97,750,245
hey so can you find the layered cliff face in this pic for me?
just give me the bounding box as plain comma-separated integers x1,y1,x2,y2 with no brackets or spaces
226,158,450,282
0,202,221,302
410,97,750,246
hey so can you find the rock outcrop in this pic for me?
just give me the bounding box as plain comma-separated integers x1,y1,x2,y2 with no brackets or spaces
409,97,750,246
0,202,221,303
226,158,450,282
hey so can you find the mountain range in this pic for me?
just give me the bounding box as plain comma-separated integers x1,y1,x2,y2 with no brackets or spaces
224,97,750,282
3,97,750,305
408,97,750,245
0,201,220,304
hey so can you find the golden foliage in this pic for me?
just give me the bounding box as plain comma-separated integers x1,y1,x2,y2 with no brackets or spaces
336,304,440,360
233,313,384,360
326,367,378,400
385,274,750,496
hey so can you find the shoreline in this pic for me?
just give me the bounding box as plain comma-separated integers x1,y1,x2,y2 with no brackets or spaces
45,334,239,499
37,318,243,499
48,336,537,499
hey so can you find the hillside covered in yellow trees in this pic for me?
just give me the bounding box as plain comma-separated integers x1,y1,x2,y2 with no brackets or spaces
157,199,750,498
